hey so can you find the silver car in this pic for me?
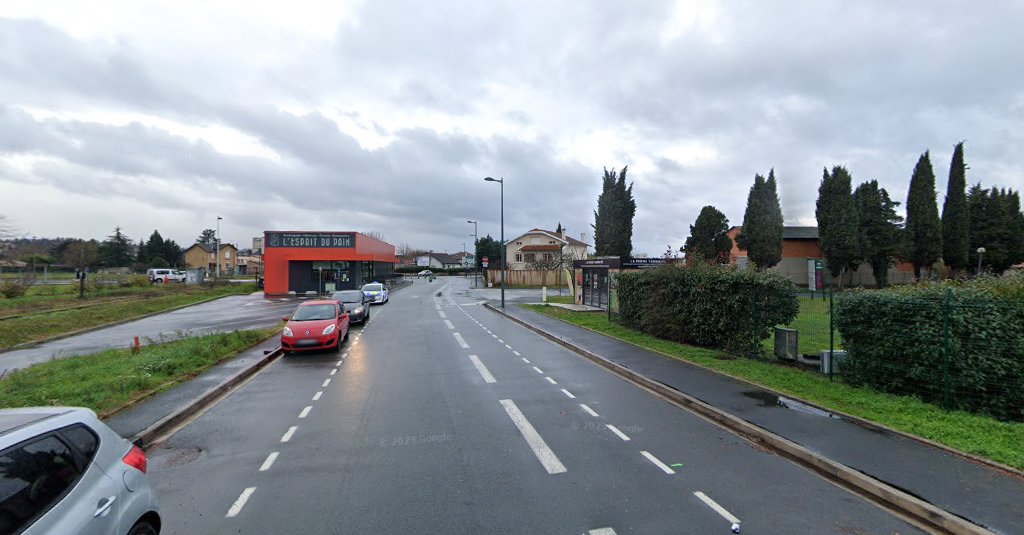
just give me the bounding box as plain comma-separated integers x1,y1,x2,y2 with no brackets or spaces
0,407,161,535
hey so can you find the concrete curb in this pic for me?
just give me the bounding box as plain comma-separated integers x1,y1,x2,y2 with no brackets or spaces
485,302,994,535
131,345,283,448
0,293,243,355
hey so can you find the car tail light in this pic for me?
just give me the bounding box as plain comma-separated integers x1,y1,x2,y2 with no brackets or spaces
123,444,148,473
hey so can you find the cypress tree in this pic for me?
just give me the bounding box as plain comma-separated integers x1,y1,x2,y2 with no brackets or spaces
904,152,943,278
941,142,970,274
816,166,860,286
736,169,784,270
591,166,636,257
683,205,732,264
853,180,903,287
1005,190,1024,266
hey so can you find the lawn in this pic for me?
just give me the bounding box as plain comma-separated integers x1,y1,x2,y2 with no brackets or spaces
522,304,1024,470
0,329,275,417
0,283,257,349
765,296,843,356
544,295,575,305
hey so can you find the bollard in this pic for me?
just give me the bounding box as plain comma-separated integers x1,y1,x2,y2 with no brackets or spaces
542,286,547,302
131,336,141,354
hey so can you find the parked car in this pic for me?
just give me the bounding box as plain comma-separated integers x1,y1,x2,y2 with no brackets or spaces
417,270,433,278
281,300,350,353
361,282,389,304
330,290,371,324
0,407,161,535
145,269,185,284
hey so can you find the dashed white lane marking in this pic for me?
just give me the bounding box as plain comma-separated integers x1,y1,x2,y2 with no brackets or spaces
312,391,323,401
499,399,567,475
513,350,521,356
589,529,617,535
226,487,256,517
342,352,349,358
438,310,446,318
444,320,455,330
544,376,558,385
561,389,576,399
579,404,599,417
336,360,343,365
504,344,512,349
641,451,676,474
322,379,331,387
606,424,631,441
330,368,337,376
469,355,497,383
259,452,279,471
280,426,297,442
491,334,498,338
694,491,741,525
298,406,312,418
521,357,531,363
532,366,544,374
453,333,470,348
497,339,504,343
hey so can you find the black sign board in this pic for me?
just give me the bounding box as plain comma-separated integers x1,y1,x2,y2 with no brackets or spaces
265,232,355,249
573,256,675,270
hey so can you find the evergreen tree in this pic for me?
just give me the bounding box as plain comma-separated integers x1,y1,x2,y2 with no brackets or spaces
736,169,784,270
853,180,903,287
197,228,217,245
135,239,146,264
591,166,636,256
162,238,184,267
555,222,562,235
941,142,970,274
1005,190,1024,266
474,235,503,269
904,152,943,278
682,205,732,264
967,185,1017,273
815,166,860,286
98,227,134,267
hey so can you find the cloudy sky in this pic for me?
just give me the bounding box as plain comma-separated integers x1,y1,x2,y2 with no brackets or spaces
1,1,1022,255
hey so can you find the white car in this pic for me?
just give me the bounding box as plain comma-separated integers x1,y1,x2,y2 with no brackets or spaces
146,269,185,283
0,407,161,535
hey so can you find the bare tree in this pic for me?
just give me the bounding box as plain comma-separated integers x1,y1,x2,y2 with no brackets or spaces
361,231,387,242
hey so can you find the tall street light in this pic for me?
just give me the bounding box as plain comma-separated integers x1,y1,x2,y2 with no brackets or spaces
216,216,223,278
483,176,505,308
467,220,478,288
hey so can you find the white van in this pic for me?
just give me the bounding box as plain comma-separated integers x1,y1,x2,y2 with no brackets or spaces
146,268,185,283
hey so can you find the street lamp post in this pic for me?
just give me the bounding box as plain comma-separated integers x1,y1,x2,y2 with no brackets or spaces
216,216,223,278
467,220,478,288
484,177,505,308
977,246,986,274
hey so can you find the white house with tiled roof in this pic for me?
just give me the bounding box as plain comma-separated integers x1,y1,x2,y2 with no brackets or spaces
504,228,589,270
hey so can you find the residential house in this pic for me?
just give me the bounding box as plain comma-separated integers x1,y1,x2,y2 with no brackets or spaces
505,229,589,270
415,252,461,269
184,243,239,275
452,251,476,268
236,254,262,275
726,226,914,287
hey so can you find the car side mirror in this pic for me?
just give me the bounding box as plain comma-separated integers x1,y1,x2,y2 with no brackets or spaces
282,317,289,322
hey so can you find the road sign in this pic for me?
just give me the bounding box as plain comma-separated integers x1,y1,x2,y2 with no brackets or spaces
482,256,489,268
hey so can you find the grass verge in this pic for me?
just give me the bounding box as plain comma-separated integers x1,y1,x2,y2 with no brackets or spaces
523,304,1024,470
0,284,257,349
0,329,275,417
544,295,575,305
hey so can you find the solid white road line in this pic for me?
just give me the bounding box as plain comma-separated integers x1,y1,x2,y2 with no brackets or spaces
444,320,455,330
298,406,312,418
589,529,617,535
641,451,676,474
693,491,741,525
453,333,470,348
521,357,531,363
322,379,331,387
513,350,521,356
259,452,279,472
438,310,446,318
226,487,256,518
532,366,544,374
280,426,297,442
330,368,337,376
545,376,558,385
469,355,497,384
499,399,567,475
606,424,631,441
579,404,599,417
312,391,323,401
561,389,576,399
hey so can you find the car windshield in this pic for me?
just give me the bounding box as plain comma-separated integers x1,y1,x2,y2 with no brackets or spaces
363,284,383,292
332,291,364,303
291,304,336,321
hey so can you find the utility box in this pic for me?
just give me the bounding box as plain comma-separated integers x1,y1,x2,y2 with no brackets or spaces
185,269,205,285
820,350,848,375
774,327,798,360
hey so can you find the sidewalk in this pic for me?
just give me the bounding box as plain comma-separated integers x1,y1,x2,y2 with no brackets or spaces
500,304,1024,535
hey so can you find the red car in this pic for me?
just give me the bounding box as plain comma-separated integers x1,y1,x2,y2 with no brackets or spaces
281,300,350,353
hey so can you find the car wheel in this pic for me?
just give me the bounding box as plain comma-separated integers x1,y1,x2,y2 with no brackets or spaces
127,520,158,535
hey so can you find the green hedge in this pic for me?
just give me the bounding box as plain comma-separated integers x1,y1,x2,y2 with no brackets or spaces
835,275,1024,421
618,264,799,352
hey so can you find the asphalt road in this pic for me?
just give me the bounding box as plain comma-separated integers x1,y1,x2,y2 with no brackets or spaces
0,292,298,372
148,277,923,534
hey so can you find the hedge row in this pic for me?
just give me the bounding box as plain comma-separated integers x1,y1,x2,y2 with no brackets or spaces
834,275,1024,421
618,264,799,352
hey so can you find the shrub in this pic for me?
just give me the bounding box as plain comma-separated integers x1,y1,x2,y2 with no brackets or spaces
618,263,799,352
0,281,28,299
120,275,151,288
835,274,1024,421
